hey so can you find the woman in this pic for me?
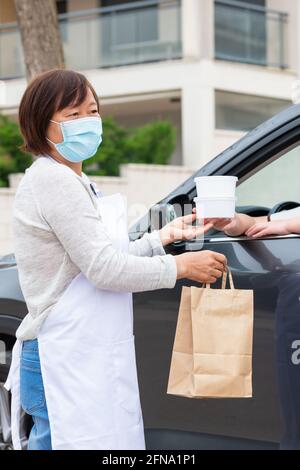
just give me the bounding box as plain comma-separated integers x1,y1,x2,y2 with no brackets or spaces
5,69,227,451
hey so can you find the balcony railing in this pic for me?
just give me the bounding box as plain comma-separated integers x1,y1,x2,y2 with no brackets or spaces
0,0,182,80
215,0,289,69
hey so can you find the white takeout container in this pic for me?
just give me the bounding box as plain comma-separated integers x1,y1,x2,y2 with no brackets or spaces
194,196,236,219
194,176,238,198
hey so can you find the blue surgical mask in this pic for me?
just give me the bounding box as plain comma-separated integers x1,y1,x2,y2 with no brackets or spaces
46,116,103,163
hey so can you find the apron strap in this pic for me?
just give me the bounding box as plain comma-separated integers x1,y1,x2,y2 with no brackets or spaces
4,339,23,450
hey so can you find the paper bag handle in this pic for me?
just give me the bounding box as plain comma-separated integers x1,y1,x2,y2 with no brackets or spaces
203,268,235,290
221,268,234,290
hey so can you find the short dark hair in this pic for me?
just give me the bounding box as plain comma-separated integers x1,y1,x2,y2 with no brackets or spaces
18,68,100,156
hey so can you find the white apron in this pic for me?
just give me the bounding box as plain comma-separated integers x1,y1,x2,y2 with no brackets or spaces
5,190,146,450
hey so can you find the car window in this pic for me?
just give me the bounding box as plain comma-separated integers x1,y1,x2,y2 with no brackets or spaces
236,145,300,209
201,144,300,241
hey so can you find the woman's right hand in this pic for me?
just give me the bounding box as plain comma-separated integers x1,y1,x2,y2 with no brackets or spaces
175,250,227,284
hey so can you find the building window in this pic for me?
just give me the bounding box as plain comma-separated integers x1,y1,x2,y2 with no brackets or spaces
56,0,68,42
234,0,265,6
101,0,158,49
215,0,288,69
56,0,67,15
101,0,143,6
215,91,291,132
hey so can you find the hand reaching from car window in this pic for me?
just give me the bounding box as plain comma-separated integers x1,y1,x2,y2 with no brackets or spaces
192,208,257,237
192,207,300,238
245,219,300,238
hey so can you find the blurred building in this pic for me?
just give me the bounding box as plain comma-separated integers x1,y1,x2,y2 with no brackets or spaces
0,0,297,169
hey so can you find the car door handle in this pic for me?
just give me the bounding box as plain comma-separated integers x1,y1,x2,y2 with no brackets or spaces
205,234,300,243
166,234,300,253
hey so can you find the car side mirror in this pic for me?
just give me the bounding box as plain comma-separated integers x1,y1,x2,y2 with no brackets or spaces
149,203,176,231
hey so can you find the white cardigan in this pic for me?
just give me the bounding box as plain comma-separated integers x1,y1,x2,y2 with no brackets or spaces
12,155,177,341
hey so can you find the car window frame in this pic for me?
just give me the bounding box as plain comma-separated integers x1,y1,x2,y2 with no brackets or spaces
204,142,300,242
130,113,300,241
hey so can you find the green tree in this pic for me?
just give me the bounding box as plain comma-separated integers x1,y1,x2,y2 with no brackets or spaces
83,117,128,176
0,115,176,185
125,121,176,165
0,115,32,187
84,117,176,176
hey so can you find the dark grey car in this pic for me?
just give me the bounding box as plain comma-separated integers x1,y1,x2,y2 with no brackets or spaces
1,103,300,450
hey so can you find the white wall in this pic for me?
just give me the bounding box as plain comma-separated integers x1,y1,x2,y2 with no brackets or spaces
214,129,246,156
0,188,14,256
267,0,298,73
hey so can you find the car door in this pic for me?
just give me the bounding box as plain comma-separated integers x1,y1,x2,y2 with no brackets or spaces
132,120,300,450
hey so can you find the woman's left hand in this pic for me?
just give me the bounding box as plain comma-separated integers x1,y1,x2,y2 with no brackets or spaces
245,220,289,238
158,213,213,246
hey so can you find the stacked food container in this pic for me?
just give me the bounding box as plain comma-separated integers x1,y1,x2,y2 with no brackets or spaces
194,176,238,219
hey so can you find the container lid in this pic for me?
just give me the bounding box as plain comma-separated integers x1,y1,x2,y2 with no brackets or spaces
194,196,237,201
194,176,238,182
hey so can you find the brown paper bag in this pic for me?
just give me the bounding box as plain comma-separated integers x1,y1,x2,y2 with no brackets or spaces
167,270,253,398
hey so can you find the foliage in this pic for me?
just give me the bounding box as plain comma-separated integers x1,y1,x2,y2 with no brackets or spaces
84,117,176,176
0,115,32,187
0,114,176,185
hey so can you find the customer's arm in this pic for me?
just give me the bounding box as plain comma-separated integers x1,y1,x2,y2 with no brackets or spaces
205,207,300,238
200,213,262,237
268,206,300,221
245,211,300,238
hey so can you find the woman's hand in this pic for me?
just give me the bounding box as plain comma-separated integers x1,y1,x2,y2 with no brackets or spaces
158,212,213,246
175,250,227,284
245,220,290,238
